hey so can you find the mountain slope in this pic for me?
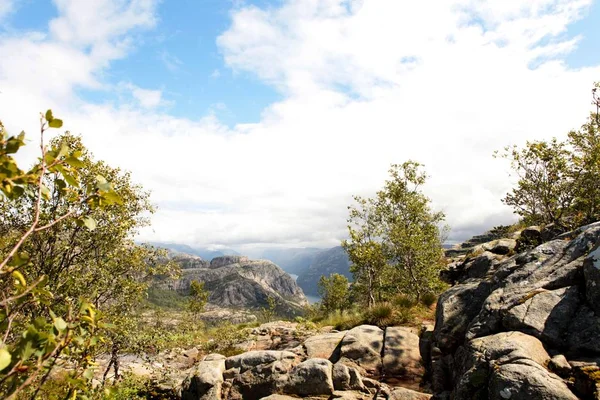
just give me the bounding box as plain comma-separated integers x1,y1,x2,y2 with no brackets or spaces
296,246,352,296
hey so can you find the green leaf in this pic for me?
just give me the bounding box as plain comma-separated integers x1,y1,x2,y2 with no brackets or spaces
65,157,84,168
82,217,97,231
0,348,11,371
45,110,54,122
48,119,63,129
63,173,78,187
53,317,67,332
103,191,122,205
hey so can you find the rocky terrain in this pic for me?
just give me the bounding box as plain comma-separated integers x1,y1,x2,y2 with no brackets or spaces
160,256,309,316
297,246,352,296
430,222,600,399
139,222,600,399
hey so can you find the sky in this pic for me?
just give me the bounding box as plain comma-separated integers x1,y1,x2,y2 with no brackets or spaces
1,0,599,252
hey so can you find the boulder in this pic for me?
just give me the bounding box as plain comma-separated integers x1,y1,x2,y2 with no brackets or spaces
382,327,423,381
502,286,581,347
434,280,492,353
225,351,297,372
332,363,366,392
389,387,432,400
584,240,600,315
549,354,571,376
338,325,384,376
181,354,226,400
284,358,334,396
303,331,346,360
453,332,577,400
483,239,517,255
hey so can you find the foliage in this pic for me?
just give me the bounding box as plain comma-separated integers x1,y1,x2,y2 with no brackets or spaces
258,296,277,323
343,161,447,305
318,273,349,314
420,292,437,308
202,322,248,357
497,83,600,228
188,280,209,318
0,112,119,399
146,287,188,310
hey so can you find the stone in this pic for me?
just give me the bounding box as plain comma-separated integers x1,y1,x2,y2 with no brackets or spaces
284,358,334,396
389,387,432,400
483,239,517,255
453,332,577,400
181,354,226,400
549,354,572,376
225,350,297,372
434,280,492,353
584,240,600,315
338,325,384,376
332,363,366,392
303,331,346,360
382,327,424,381
330,391,373,400
502,286,581,347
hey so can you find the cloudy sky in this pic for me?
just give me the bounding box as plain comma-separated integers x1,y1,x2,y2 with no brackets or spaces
1,0,599,251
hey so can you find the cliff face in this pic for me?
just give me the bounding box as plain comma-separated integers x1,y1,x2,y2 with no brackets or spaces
428,221,600,399
296,246,351,296
164,256,308,316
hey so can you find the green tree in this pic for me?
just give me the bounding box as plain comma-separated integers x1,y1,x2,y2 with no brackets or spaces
188,280,209,317
343,162,446,305
318,273,350,314
495,139,576,228
342,197,387,307
498,82,600,228
0,112,118,399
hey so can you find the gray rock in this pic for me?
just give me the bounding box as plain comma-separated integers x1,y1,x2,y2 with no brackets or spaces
453,332,577,400
284,358,334,396
181,354,226,400
332,363,366,392
549,354,572,376
584,240,600,315
303,331,346,361
566,305,600,354
483,239,517,255
338,325,384,376
225,350,297,372
389,387,432,400
382,327,423,380
502,286,581,347
434,280,492,353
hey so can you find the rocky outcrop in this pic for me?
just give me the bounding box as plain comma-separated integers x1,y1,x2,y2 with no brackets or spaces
176,323,430,400
160,256,308,316
430,221,600,399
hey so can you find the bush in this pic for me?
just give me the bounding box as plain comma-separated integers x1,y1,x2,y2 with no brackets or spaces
420,292,437,308
393,294,416,309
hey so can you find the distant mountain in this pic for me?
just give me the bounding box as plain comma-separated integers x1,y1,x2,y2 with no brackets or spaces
259,247,324,276
146,242,240,260
296,246,352,296
157,255,308,316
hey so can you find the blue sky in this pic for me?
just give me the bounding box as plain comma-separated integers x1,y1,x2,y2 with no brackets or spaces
1,0,599,248
4,0,282,126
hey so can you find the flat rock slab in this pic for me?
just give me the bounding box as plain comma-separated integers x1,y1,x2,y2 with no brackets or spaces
382,327,423,381
389,387,432,400
304,331,346,360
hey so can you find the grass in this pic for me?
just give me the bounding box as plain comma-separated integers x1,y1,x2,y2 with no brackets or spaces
311,295,437,331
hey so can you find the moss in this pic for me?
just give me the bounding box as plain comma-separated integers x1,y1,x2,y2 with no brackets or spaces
581,366,600,383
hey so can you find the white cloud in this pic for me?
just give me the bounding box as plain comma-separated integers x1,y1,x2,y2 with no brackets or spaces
1,0,600,250
0,0,15,21
123,83,164,108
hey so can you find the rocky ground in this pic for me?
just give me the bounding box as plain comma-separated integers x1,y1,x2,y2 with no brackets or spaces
432,222,600,399
104,222,600,399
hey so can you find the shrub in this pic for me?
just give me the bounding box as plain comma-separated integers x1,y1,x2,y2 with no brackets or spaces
420,292,437,308
362,302,395,327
